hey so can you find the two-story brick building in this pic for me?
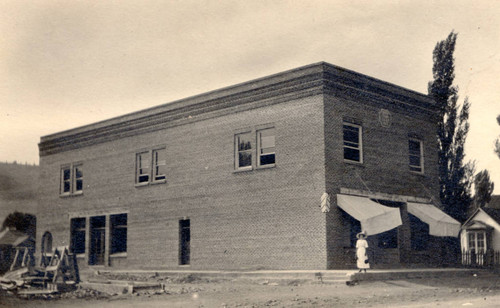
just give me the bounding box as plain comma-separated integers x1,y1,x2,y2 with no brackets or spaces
36,62,460,270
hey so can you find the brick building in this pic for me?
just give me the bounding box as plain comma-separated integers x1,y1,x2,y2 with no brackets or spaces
36,62,459,270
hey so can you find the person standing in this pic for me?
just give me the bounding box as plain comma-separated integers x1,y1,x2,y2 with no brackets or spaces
356,231,370,273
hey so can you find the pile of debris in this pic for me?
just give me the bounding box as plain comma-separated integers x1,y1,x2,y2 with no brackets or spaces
0,246,78,297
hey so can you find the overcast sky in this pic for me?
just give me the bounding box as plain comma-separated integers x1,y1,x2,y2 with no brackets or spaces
1,1,499,193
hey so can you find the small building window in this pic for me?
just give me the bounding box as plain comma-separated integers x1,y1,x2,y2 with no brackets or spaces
153,148,166,181
136,152,150,183
409,138,424,173
468,231,486,253
111,214,127,254
60,163,83,195
343,123,362,163
257,128,276,167
235,132,252,170
70,218,86,254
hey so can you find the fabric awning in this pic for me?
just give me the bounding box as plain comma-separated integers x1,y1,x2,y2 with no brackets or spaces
407,202,460,237
337,194,402,235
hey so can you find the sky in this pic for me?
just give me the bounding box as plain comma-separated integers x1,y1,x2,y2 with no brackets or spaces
0,1,499,193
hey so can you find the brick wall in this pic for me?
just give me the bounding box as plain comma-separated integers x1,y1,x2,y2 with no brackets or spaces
37,94,328,270
323,92,441,268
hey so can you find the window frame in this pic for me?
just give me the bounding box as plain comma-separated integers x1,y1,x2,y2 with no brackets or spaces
152,148,166,182
70,217,86,255
467,231,487,252
409,138,424,174
60,163,83,196
257,127,276,168
343,122,363,164
110,213,127,255
234,131,253,171
135,147,167,186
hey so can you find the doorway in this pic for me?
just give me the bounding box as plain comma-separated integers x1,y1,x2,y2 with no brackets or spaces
89,216,106,265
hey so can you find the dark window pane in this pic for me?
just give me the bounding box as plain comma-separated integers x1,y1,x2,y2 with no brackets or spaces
238,152,252,168
260,153,275,166
344,147,360,161
409,214,429,251
378,228,398,249
71,218,86,254
63,169,71,180
139,175,149,183
64,181,71,192
409,155,421,166
343,125,359,143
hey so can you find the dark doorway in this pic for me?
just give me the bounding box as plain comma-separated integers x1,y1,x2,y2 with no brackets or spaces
89,216,106,265
179,219,190,265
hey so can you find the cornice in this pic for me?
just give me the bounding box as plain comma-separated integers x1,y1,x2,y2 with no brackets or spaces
39,62,436,156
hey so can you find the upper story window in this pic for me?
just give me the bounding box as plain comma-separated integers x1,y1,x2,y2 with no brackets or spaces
235,132,252,170
136,148,166,185
343,123,362,163
409,138,424,173
60,163,83,196
234,126,276,171
257,128,275,167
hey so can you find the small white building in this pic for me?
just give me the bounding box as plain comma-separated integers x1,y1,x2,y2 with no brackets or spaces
460,196,500,266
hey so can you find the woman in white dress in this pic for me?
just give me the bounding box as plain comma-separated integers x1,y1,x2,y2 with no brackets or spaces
356,231,370,273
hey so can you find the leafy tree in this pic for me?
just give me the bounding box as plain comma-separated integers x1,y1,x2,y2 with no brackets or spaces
1,211,36,238
428,31,474,222
473,169,494,210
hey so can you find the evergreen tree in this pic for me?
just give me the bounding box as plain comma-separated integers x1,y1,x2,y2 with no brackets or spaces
1,211,36,238
473,169,494,210
428,31,474,222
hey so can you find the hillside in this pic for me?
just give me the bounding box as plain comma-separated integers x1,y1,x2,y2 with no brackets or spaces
0,162,39,225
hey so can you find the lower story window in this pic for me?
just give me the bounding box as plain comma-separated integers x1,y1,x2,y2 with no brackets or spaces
70,218,86,254
377,228,398,249
111,214,127,254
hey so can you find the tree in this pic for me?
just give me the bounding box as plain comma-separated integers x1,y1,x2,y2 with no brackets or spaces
473,169,494,211
428,31,474,222
1,211,36,238
495,115,500,158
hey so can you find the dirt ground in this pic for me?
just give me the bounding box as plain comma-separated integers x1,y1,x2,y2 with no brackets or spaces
2,274,500,307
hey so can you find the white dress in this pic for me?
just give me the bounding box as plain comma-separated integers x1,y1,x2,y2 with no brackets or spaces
356,239,370,269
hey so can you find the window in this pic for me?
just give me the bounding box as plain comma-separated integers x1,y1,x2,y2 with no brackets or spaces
343,123,362,163
409,138,424,173
111,214,127,254
257,128,276,167
70,218,86,254
409,213,429,251
136,148,166,184
179,219,190,265
60,163,83,195
74,165,83,192
468,231,486,252
136,152,150,183
377,228,398,249
153,149,166,181
235,132,252,170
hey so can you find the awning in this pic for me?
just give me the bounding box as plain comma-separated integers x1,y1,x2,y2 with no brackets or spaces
337,194,402,235
407,202,460,237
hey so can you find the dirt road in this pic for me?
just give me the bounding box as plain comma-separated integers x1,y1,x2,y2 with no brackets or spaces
2,275,500,307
